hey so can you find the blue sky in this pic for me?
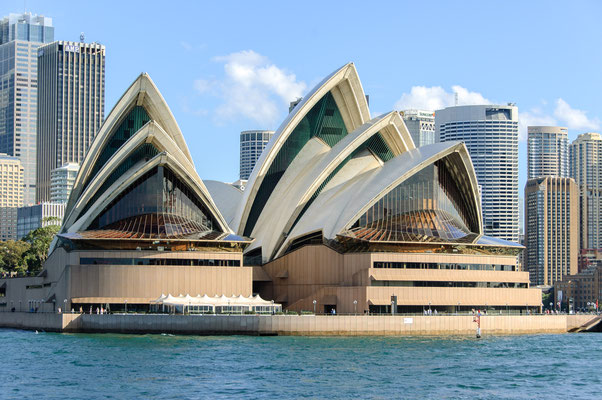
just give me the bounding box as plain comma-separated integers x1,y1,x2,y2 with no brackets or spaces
3,0,601,193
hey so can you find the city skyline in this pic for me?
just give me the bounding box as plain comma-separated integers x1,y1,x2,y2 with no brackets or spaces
0,1,599,192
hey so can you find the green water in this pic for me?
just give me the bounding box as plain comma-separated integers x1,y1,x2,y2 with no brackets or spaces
1,329,600,399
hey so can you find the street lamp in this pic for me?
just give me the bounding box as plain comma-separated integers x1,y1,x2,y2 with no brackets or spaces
63,299,67,314
353,300,358,315
428,301,431,315
506,303,509,315
124,299,127,314
313,299,317,314
457,302,460,315
271,299,274,315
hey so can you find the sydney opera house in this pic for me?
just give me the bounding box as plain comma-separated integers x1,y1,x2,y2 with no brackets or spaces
0,63,542,314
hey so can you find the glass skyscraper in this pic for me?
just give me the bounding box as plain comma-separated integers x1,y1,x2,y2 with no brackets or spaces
0,13,54,206
527,126,568,179
36,40,105,202
436,104,519,243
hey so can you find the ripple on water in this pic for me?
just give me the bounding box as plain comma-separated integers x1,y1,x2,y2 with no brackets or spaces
1,330,602,399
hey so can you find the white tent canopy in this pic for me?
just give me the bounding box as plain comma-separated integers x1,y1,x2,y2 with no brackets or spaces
151,293,281,314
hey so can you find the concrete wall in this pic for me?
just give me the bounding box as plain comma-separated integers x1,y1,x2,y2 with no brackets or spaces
261,245,541,314
1,312,597,336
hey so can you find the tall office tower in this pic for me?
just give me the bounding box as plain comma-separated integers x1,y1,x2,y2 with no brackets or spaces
527,126,569,179
569,132,602,249
525,177,578,286
17,201,64,238
240,130,274,180
36,40,105,202
400,110,435,147
0,153,23,240
436,104,519,242
0,13,54,206
50,162,78,203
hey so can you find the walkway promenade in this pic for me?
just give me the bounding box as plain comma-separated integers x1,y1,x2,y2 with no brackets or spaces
0,312,597,336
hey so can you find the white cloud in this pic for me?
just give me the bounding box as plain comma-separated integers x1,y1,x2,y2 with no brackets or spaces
554,98,600,131
196,50,306,126
394,85,491,111
518,108,557,141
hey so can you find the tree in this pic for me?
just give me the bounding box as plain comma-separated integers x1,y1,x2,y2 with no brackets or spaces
22,218,61,275
0,240,30,276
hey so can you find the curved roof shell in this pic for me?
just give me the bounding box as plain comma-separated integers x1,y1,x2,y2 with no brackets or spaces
53,73,232,253
233,63,371,237
278,141,483,258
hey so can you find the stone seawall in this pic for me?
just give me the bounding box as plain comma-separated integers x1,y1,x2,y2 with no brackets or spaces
0,313,597,336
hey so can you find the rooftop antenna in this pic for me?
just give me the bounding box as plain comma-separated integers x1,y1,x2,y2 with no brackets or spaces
80,32,85,43
454,92,459,106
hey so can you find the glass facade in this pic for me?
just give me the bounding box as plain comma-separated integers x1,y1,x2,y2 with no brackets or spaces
0,13,54,206
348,157,479,243
78,143,160,221
244,91,348,236
373,261,515,271
371,281,527,288
83,105,150,194
80,257,240,266
87,166,220,238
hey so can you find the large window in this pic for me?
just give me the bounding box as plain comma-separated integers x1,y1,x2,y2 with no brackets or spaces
348,155,479,243
82,106,150,193
87,166,220,238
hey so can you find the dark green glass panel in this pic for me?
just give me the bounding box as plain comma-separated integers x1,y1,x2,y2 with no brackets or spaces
78,143,160,220
82,105,151,194
243,92,348,236
364,133,394,162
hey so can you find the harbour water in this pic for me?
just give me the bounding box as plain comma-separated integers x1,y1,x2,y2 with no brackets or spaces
2,329,601,399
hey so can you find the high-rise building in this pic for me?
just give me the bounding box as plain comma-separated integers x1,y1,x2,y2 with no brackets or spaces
524,177,578,286
527,126,569,179
569,132,602,249
0,12,54,206
17,201,64,238
0,153,23,240
436,104,519,242
240,130,273,180
50,162,79,203
400,110,435,147
36,40,105,202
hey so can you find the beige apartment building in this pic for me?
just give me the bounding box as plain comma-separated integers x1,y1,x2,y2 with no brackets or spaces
0,154,23,240
525,177,579,286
